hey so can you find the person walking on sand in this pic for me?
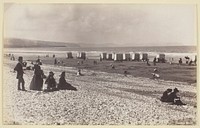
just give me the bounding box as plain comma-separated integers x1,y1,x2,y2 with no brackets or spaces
58,71,77,91
45,71,57,91
30,62,45,91
14,56,26,91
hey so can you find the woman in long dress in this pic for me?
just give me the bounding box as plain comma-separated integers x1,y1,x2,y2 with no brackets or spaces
58,71,77,91
30,63,44,91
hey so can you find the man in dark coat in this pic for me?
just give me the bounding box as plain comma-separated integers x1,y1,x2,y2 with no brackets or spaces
14,56,26,91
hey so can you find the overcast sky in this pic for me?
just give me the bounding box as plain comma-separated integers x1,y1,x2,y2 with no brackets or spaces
4,4,197,46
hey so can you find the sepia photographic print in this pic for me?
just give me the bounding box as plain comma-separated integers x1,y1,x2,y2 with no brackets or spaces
2,2,198,126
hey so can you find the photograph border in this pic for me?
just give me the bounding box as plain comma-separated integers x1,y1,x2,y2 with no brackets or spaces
0,0,199,128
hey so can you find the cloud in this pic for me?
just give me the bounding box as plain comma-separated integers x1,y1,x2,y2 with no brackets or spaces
4,4,196,46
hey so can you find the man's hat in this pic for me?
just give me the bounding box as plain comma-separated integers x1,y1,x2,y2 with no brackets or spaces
18,56,23,61
49,71,54,75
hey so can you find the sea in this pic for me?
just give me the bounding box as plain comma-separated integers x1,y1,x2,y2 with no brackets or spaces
4,46,197,62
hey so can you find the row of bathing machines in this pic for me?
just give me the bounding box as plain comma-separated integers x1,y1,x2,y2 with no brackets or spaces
66,52,166,62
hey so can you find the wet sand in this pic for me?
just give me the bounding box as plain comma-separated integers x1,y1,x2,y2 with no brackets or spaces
6,53,196,84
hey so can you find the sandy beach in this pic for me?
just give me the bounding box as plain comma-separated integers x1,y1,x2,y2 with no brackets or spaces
3,55,197,125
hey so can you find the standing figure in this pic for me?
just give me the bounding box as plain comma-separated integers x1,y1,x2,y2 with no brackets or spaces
58,71,77,91
153,57,156,66
147,59,150,66
179,58,182,65
14,56,25,91
54,58,57,65
45,71,57,91
29,63,44,91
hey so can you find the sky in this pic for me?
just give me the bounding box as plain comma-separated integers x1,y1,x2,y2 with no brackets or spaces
4,4,197,47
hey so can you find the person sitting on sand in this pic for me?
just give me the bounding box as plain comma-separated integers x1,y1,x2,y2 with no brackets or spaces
77,69,83,76
152,68,159,79
111,64,115,69
124,71,128,76
93,60,97,65
166,88,186,105
57,71,77,91
160,88,172,102
14,56,26,91
152,73,160,79
45,71,57,91
154,68,158,73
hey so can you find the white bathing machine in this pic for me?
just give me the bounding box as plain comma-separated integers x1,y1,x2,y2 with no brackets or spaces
156,54,165,63
132,53,140,61
106,53,113,60
141,53,148,61
100,53,107,60
66,52,73,59
114,53,123,61
77,52,86,59
123,53,131,61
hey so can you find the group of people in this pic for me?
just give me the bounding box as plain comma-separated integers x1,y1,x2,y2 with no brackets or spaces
178,57,196,66
160,88,186,105
14,56,77,92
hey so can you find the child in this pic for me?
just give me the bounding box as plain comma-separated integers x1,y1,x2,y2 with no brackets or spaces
45,71,57,91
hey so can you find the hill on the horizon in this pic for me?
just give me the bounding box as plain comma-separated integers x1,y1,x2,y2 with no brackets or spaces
4,38,81,48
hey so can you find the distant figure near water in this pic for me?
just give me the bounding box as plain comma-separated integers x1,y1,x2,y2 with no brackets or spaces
179,58,182,65
146,59,150,66
54,58,57,65
58,71,77,91
153,57,156,66
29,62,45,91
152,68,159,79
77,69,83,76
14,56,26,91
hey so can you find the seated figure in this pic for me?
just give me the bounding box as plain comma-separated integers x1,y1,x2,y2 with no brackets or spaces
58,71,77,91
160,88,172,102
44,71,57,92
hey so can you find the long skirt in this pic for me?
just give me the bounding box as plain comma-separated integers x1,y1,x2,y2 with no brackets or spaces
30,75,43,91
58,82,77,91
